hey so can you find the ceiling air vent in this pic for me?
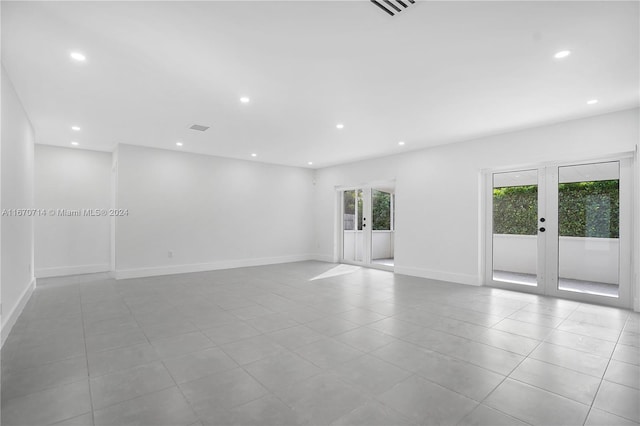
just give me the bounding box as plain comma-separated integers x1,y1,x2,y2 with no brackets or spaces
371,0,415,16
189,124,210,132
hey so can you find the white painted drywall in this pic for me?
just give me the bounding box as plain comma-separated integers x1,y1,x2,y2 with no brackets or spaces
114,144,315,278
314,109,639,293
34,145,112,277
1,66,35,344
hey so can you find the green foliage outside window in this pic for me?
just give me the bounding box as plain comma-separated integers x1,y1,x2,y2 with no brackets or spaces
493,180,619,238
344,190,392,231
559,180,619,238
372,190,392,230
493,185,538,235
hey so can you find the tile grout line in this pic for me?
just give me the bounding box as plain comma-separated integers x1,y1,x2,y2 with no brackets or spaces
582,317,628,425
5,264,638,426
78,285,97,426
457,298,579,425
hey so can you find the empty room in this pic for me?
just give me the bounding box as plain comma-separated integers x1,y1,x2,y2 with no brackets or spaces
1,1,639,425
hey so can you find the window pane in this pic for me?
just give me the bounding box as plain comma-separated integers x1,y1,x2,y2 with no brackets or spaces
343,190,355,231
357,190,363,231
558,162,619,297
372,190,391,231
343,189,363,262
492,170,538,286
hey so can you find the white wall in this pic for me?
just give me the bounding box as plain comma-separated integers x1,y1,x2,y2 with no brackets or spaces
34,145,111,277
1,66,35,345
115,144,315,278
493,234,619,284
314,109,639,294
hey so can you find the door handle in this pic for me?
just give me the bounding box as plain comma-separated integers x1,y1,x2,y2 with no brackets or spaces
539,227,546,232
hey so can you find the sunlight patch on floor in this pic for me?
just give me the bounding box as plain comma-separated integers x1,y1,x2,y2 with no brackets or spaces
310,264,361,281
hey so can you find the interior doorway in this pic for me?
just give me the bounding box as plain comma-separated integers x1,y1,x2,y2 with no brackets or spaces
485,157,632,308
340,183,395,270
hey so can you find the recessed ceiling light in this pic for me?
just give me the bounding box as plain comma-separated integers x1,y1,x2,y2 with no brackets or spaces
176,142,183,147
240,97,250,103
70,51,86,62
336,123,344,129
70,141,79,146
398,141,405,146
308,161,313,165
587,99,599,105
554,50,571,59
251,153,257,157
71,126,81,131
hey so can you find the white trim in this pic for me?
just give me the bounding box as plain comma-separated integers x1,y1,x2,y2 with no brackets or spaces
110,147,118,274
634,143,639,312
478,170,488,286
485,151,634,175
395,265,480,286
36,264,110,278
332,189,341,263
335,179,396,192
312,254,335,263
1,278,35,348
114,254,316,280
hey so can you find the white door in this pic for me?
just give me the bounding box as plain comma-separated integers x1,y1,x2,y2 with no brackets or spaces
486,158,632,308
340,185,395,270
341,188,371,265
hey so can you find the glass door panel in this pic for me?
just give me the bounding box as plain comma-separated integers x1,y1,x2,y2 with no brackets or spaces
487,158,630,308
371,188,394,267
342,189,364,262
340,183,395,269
492,170,539,287
557,162,620,298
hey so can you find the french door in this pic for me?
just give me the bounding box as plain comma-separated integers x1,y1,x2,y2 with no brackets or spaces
340,185,395,270
485,158,632,308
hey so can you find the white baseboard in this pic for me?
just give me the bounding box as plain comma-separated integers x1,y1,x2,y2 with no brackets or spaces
394,265,480,286
310,254,335,263
114,254,317,280
1,277,35,348
35,264,110,278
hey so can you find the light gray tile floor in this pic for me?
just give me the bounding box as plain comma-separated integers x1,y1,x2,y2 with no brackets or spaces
2,261,639,425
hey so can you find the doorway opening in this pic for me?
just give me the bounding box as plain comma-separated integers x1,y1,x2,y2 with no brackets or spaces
486,157,632,308
340,183,395,270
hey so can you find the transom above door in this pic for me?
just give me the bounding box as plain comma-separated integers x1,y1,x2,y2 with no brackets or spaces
485,157,632,308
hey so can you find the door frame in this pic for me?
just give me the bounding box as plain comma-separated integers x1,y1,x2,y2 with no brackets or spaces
483,153,634,309
336,180,396,272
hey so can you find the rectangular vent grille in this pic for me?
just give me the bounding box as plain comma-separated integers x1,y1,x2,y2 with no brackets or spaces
189,124,210,132
371,0,415,16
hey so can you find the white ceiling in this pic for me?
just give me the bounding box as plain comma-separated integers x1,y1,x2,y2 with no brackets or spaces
2,1,638,168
